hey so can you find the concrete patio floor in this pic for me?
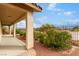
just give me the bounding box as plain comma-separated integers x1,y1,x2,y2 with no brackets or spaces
0,36,36,56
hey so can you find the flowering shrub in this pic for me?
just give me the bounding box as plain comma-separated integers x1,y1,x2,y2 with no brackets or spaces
34,24,72,50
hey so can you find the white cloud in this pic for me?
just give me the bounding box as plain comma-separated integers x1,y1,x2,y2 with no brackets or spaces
38,16,47,20
62,19,79,25
48,3,56,9
57,12,61,15
63,11,73,16
47,4,74,16
17,20,26,28
35,16,47,23
56,8,61,11
34,16,47,28
57,11,74,16
47,3,62,12
47,3,57,10
66,19,79,22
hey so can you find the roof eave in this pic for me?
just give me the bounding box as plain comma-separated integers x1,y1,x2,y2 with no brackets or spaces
24,3,42,12
9,3,42,12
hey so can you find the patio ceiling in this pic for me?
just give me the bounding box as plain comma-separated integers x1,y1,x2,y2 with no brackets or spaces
0,3,42,26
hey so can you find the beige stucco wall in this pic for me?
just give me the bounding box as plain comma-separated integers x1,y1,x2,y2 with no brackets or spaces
26,11,34,49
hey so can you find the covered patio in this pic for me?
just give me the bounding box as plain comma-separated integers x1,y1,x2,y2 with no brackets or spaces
0,3,42,55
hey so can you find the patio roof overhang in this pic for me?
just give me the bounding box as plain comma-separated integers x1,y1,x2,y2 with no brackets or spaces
0,3,42,26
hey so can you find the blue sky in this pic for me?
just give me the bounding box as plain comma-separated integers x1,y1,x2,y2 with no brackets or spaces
17,3,79,28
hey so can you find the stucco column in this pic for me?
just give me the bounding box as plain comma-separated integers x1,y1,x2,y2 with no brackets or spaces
0,20,2,40
26,11,34,49
13,24,16,38
9,26,11,35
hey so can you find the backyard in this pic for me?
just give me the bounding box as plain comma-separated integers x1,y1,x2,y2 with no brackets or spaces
16,24,79,56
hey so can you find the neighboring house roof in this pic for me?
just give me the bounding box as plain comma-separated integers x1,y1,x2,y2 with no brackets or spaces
0,3,42,26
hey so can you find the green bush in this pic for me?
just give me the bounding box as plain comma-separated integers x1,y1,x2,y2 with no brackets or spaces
16,29,26,36
34,31,46,43
53,31,72,50
34,24,72,50
43,29,58,47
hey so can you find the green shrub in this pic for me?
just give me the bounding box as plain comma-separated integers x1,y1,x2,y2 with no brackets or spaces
43,29,58,47
40,24,56,31
16,29,26,36
34,24,72,50
34,31,46,43
53,31,72,50
16,29,21,34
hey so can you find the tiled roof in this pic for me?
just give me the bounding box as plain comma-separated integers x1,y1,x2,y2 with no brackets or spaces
32,3,42,10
